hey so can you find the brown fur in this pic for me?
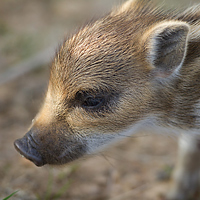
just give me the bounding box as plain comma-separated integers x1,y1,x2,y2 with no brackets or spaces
14,1,200,198
37,0,200,133
16,0,200,164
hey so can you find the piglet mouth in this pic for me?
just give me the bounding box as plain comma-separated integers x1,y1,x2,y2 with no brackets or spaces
14,132,46,167
14,127,88,166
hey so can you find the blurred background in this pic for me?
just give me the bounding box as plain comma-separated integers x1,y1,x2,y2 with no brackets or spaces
0,0,200,199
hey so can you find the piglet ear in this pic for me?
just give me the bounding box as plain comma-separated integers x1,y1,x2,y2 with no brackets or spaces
145,21,190,77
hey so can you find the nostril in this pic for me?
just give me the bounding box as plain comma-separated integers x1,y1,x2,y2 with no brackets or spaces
14,135,46,167
27,131,40,147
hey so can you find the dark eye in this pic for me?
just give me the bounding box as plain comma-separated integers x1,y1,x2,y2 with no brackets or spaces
75,91,105,109
83,96,104,108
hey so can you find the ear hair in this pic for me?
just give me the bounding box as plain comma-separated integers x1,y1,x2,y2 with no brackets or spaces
111,0,136,16
145,21,190,77
111,0,152,16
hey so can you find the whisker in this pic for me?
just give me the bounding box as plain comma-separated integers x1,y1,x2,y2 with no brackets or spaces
99,152,117,168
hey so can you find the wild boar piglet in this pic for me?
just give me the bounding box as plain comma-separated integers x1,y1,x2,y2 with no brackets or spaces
14,0,200,199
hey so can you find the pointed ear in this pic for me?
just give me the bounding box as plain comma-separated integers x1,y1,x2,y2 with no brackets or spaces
111,0,152,16
111,0,136,15
145,21,190,77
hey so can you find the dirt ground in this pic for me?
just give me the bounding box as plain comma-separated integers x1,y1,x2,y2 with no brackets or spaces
0,0,200,199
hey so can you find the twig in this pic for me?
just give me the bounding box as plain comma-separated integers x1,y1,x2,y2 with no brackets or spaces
0,44,57,86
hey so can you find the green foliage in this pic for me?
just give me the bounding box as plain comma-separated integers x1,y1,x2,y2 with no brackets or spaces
0,21,9,36
2,35,36,59
36,166,78,200
2,191,18,200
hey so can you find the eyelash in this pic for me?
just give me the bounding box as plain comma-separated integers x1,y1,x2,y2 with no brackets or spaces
82,96,105,108
75,90,104,108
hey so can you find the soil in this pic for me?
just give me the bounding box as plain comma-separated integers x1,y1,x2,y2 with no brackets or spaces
0,0,199,199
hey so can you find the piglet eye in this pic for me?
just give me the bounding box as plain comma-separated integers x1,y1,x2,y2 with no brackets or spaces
75,91,105,109
83,96,104,108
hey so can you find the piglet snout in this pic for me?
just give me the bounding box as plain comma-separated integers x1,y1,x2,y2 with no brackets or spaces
14,131,46,167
